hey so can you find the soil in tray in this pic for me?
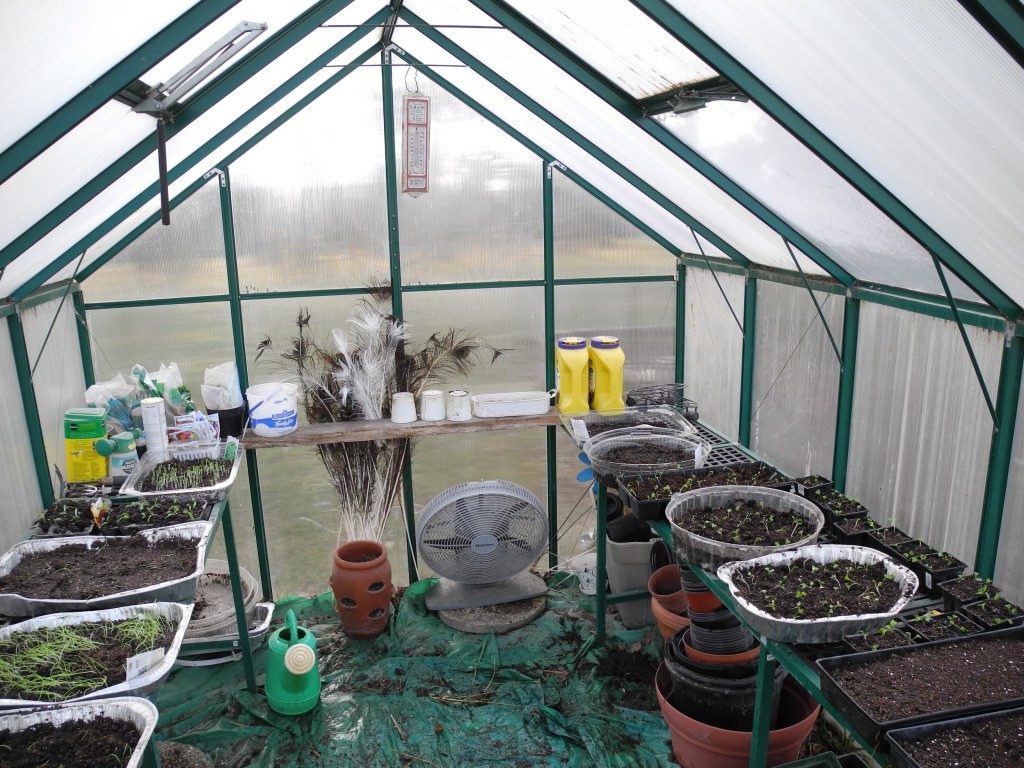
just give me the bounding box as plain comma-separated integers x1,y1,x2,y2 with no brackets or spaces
97,495,210,533
728,558,906,620
895,709,1024,768
942,573,1000,605
0,535,199,600
597,443,696,467
902,610,983,642
844,623,918,653
962,596,1023,629
671,498,816,547
623,463,787,501
811,488,867,517
33,498,96,535
139,457,232,492
867,526,913,548
892,540,964,572
583,414,683,438
828,635,1024,721
0,716,141,767
0,614,175,701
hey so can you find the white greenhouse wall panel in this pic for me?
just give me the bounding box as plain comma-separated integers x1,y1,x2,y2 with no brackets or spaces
684,267,743,441
994,367,1024,605
0,316,43,552
846,303,1000,568
750,281,842,479
20,297,87,501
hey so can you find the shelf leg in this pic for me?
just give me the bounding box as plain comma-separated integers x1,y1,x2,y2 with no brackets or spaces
595,481,607,645
749,641,775,768
223,501,258,693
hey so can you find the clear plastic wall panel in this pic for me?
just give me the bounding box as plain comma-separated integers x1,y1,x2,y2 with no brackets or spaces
231,68,389,292
242,294,368,388
398,11,819,274
750,281,842,478
994,374,1024,604
6,63,342,299
555,282,676,394
87,303,234,413
0,0,195,153
0,104,153,253
20,298,87,492
503,0,717,98
83,181,226,302
552,172,675,280
0,318,44,549
392,32,709,258
394,77,542,285
673,0,1024,309
402,287,546,392
659,101,982,301
683,268,743,441
845,303,1001,567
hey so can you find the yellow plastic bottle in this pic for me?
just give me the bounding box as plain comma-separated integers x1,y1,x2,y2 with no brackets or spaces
589,336,625,412
555,337,590,414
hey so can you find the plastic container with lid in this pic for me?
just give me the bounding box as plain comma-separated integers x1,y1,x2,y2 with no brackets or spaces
589,336,625,412
555,337,589,414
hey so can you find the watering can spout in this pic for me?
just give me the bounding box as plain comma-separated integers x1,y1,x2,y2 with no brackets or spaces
286,609,299,644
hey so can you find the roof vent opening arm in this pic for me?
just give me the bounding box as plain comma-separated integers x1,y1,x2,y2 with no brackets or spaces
690,227,744,335
782,239,843,370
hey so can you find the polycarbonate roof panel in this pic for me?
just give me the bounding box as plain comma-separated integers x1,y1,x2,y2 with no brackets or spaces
404,0,828,276
658,101,983,302
672,0,1024,308
502,0,717,98
0,103,153,252
0,0,198,153
5,25,373,298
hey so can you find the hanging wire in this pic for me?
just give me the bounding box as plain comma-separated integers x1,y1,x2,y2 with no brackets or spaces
690,228,744,334
403,66,421,94
30,251,87,379
782,238,843,368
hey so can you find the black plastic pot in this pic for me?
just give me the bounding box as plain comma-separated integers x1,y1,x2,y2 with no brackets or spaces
889,541,967,596
662,649,787,730
937,573,1000,613
616,477,667,522
688,609,754,655
863,526,913,557
961,596,1024,630
832,516,878,547
885,706,1024,768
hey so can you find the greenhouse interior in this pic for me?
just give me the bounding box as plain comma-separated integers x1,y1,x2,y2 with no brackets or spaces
2,1,1024,767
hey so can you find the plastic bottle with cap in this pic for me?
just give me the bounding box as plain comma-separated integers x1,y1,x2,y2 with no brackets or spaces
555,337,590,414
589,336,625,412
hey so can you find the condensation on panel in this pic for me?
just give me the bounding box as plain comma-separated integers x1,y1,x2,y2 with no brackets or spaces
83,181,227,302
684,267,743,441
395,77,544,285
555,282,676,394
0,317,43,551
20,298,86,499
87,302,234,413
994,373,1024,605
403,287,546,392
553,171,676,280
230,67,390,292
845,303,1000,568
750,281,842,478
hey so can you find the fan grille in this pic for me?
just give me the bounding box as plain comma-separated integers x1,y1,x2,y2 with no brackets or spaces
417,480,547,584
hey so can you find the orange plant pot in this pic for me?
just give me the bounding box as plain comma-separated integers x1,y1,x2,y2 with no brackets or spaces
684,589,724,613
651,597,691,642
329,540,394,639
648,564,690,614
655,664,819,768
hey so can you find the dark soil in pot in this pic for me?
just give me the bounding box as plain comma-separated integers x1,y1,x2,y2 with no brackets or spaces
728,557,907,620
901,610,982,642
0,535,200,599
0,716,141,767
893,709,1024,767
32,498,97,536
833,516,878,545
961,596,1023,629
622,461,787,500
827,635,1024,722
843,623,918,653
672,498,817,548
939,573,999,611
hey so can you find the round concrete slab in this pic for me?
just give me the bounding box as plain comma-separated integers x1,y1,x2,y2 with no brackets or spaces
438,596,546,634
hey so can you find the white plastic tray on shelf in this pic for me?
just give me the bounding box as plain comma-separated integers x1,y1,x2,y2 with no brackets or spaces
0,697,159,768
561,405,697,447
716,544,919,644
185,559,259,638
0,602,193,708
0,521,212,616
582,426,710,481
177,602,274,663
120,441,242,500
469,390,556,418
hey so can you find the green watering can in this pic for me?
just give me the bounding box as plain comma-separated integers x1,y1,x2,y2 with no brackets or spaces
265,609,320,715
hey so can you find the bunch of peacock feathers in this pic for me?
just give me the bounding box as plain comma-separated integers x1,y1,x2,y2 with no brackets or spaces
261,285,501,543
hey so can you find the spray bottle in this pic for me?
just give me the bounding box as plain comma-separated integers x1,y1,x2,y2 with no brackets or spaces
94,429,142,481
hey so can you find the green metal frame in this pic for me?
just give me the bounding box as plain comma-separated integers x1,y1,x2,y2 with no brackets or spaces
631,0,1021,319
738,273,757,446
543,161,560,569
398,8,755,269
72,290,96,388
7,312,53,507
675,261,686,384
959,0,1024,67
0,0,244,185
831,296,860,493
467,0,855,286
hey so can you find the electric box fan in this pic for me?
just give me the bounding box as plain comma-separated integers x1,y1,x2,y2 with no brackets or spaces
417,480,548,611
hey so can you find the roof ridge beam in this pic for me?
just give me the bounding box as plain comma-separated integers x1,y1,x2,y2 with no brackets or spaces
468,0,854,286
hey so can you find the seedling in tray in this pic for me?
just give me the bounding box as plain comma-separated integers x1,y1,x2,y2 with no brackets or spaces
672,498,817,548
844,619,919,653
961,595,1023,629
939,572,1000,610
138,458,232,492
902,609,982,642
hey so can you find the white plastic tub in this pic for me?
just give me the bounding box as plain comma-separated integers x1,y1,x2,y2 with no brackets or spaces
470,390,556,418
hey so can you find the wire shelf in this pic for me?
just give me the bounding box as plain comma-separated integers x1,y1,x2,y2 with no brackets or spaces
625,384,699,421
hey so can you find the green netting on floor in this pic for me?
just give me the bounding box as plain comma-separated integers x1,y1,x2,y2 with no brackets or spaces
151,573,674,767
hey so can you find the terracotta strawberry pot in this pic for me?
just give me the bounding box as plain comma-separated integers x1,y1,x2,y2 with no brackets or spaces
329,540,394,639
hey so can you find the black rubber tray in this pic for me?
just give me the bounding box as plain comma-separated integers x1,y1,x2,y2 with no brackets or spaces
885,706,1024,768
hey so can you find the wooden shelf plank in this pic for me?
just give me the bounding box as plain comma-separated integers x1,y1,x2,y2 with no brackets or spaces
241,407,563,449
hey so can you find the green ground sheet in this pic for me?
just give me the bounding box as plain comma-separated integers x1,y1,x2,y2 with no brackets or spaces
151,573,675,767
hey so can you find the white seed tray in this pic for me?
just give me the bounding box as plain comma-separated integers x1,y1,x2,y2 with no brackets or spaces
561,405,697,447
0,697,159,768
0,521,212,616
717,544,919,644
470,390,556,418
178,602,274,661
120,441,242,501
0,602,193,708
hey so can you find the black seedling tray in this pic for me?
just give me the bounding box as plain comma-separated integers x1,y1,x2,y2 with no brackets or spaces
885,705,1024,768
